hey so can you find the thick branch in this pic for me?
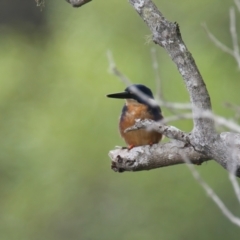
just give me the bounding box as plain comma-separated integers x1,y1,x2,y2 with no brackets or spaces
109,119,240,176
129,0,215,142
66,0,92,7
110,141,210,172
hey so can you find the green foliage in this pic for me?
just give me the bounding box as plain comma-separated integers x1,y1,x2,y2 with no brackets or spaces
0,0,240,239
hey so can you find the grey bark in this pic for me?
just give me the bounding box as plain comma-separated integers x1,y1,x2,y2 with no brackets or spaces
65,0,92,7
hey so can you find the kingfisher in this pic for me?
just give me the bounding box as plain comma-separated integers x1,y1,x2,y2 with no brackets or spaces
107,84,163,149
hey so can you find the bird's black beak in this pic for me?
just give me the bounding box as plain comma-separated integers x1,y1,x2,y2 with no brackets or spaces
106,91,132,99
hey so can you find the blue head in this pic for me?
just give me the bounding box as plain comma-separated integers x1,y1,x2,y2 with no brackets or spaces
107,84,155,106
107,84,162,120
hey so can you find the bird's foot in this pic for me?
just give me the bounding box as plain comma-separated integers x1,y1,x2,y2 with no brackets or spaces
128,144,135,150
148,142,155,147
122,144,135,150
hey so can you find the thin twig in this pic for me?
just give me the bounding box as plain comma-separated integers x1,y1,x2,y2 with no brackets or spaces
158,100,192,110
229,7,240,68
224,102,240,121
151,48,163,99
183,154,240,227
107,50,240,133
234,0,240,12
108,50,192,111
202,23,234,57
107,50,132,86
229,172,240,204
163,111,240,132
202,6,240,69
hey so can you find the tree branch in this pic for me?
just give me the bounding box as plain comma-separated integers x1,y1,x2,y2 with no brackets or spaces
65,0,92,8
125,119,190,143
108,0,240,177
110,141,210,173
110,120,210,172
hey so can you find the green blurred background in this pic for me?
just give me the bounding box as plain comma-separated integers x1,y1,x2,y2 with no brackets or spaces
0,0,240,239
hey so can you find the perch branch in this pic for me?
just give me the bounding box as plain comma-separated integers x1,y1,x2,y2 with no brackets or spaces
110,142,210,172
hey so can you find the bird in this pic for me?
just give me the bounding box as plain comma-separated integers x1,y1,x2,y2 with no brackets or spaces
107,84,163,149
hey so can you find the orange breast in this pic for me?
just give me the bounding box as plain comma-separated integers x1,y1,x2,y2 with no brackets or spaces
119,103,162,147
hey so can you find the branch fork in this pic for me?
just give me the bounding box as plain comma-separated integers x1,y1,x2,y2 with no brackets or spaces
108,0,240,177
